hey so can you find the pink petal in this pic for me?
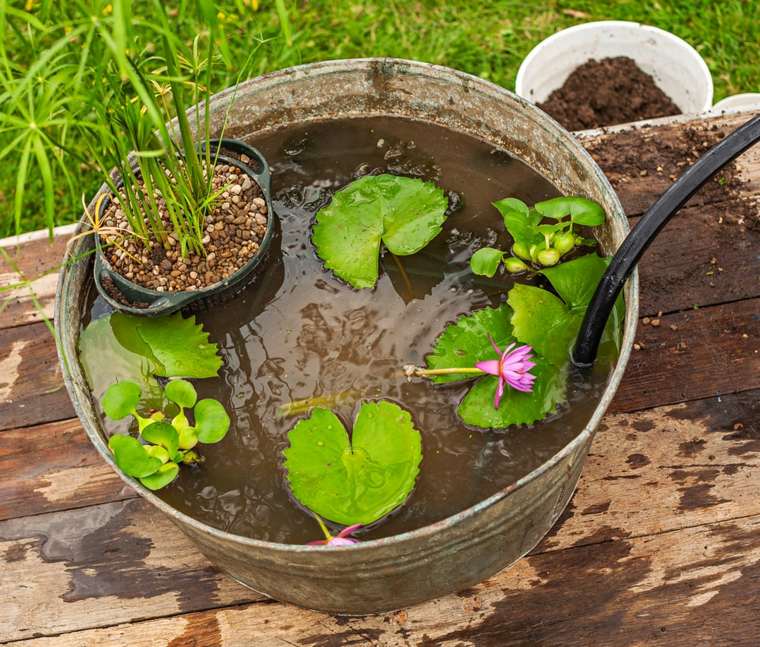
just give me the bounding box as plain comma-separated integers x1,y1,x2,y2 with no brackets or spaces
475,360,500,376
328,537,359,546
307,539,328,546
336,524,363,538
493,377,505,408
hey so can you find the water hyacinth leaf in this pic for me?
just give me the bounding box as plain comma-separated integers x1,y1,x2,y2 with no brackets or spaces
144,444,170,464
470,247,504,277
142,421,180,456
493,198,542,246
313,174,448,289
508,284,576,366
458,357,567,428
165,379,197,409
136,313,222,378
283,402,422,526
426,303,513,384
108,434,162,478
195,398,231,444
540,253,609,311
535,196,605,226
139,461,180,490
101,381,142,420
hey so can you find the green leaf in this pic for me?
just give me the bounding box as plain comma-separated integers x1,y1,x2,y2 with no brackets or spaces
173,411,198,449
139,462,180,490
426,304,513,384
101,381,141,420
540,253,609,310
144,444,170,463
470,247,504,277
142,421,180,456
535,196,605,226
165,379,197,408
194,399,231,444
458,357,567,428
136,313,222,378
79,316,162,406
493,198,542,246
312,174,447,289
108,434,162,478
283,402,422,526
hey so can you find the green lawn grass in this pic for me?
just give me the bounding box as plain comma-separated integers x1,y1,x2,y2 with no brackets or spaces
2,0,758,235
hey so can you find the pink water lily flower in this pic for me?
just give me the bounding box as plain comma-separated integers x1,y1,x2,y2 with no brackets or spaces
475,338,536,409
308,523,363,546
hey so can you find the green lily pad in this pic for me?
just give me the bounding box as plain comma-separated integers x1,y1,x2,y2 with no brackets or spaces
195,398,231,444
101,381,141,420
425,303,513,384
312,174,448,289
457,357,567,428
139,461,180,490
108,434,162,478
493,197,542,247
144,444,170,463
142,421,180,456
283,402,422,526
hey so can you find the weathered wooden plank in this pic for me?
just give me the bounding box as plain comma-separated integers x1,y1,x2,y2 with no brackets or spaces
582,111,760,216
0,419,130,521
0,499,261,643
11,513,760,647
0,322,74,431
610,297,760,413
2,390,758,641
0,228,74,331
632,198,760,316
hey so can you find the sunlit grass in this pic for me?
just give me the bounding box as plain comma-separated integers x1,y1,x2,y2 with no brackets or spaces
2,0,758,235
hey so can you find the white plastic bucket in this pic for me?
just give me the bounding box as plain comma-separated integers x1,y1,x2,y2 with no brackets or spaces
515,21,713,116
712,93,760,113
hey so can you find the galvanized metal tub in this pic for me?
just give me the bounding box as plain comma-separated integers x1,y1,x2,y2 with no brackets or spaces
56,58,638,614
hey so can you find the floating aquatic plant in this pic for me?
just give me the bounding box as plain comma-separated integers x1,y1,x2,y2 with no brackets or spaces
470,196,604,277
408,254,623,429
312,174,448,289
102,379,230,490
283,401,422,526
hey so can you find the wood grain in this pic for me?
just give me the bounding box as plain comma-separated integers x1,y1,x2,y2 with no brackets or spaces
10,514,760,646
610,297,760,413
2,390,758,642
0,419,130,521
0,322,74,431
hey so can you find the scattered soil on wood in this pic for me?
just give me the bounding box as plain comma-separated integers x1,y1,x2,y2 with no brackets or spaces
539,56,681,130
101,160,267,293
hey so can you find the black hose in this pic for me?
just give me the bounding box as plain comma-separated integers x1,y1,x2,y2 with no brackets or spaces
572,113,760,367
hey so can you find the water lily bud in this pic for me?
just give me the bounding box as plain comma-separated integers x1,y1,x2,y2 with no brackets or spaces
504,256,529,273
537,248,560,267
512,241,531,261
554,232,576,255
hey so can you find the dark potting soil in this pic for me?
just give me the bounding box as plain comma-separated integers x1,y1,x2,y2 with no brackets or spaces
539,56,681,131
86,116,620,544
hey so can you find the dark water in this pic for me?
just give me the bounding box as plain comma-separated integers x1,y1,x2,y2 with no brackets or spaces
87,117,617,544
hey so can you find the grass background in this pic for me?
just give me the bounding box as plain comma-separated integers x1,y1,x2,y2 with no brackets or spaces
3,0,759,235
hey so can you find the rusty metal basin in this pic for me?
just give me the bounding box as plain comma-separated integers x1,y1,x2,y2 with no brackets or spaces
55,58,638,614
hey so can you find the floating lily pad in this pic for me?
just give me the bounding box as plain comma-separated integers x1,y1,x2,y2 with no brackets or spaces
108,434,162,478
283,402,422,526
140,462,180,490
312,174,448,289
194,398,231,444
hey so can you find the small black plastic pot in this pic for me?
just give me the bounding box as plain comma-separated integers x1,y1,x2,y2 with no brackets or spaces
93,138,276,316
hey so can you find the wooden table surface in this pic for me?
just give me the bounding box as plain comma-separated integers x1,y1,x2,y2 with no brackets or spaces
1,111,759,647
